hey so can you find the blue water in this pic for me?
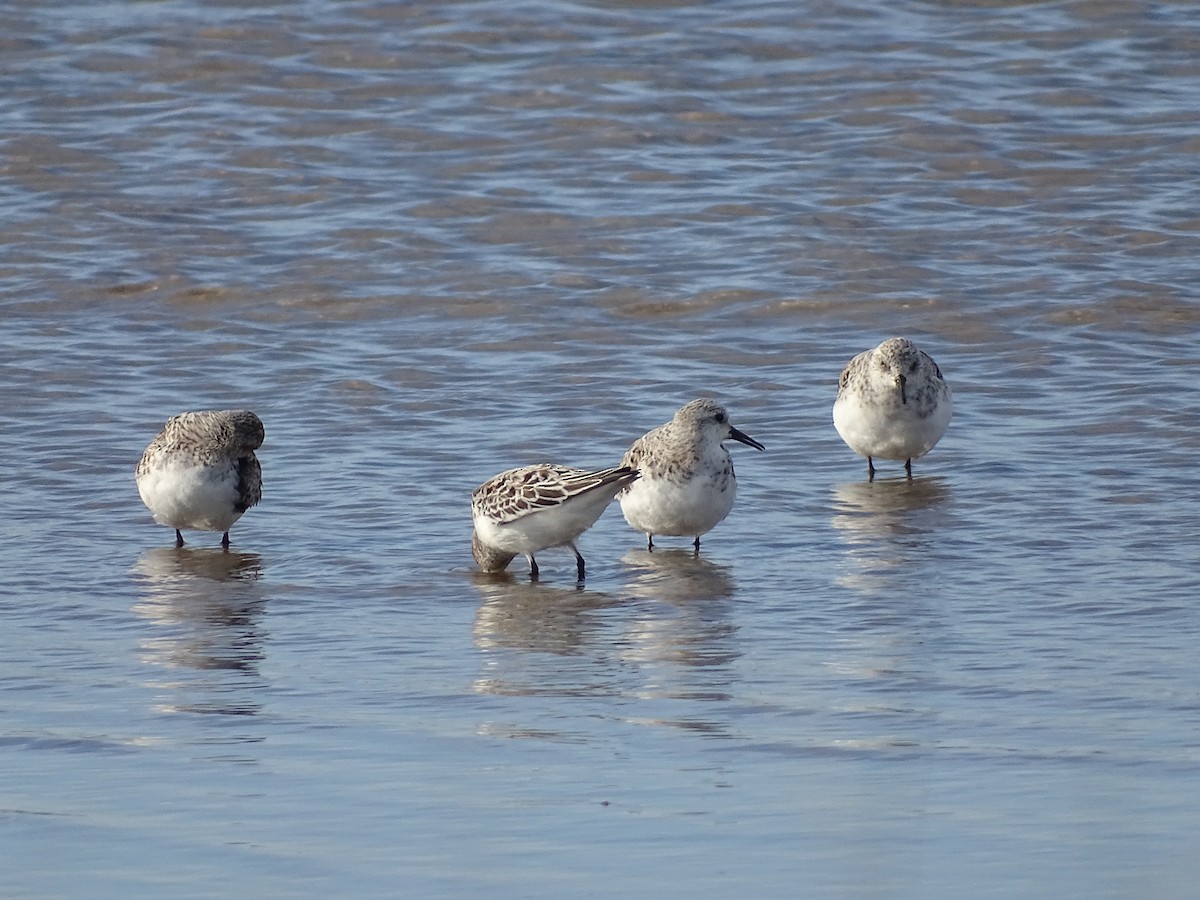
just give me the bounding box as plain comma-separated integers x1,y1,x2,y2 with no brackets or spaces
3,1,1200,897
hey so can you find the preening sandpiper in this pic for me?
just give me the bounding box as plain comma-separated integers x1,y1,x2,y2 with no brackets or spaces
136,409,264,548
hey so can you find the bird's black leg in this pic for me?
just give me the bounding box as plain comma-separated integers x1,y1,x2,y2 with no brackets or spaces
647,534,654,551
867,457,876,482
573,547,586,581
904,458,913,480
175,529,185,548
528,555,539,581
221,531,231,549
693,535,701,555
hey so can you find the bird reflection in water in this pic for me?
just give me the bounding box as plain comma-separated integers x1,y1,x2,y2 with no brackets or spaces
826,477,955,716
131,546,267,718
830,475,952,596
619,549,739,676
471,570,614,657
470,572,631,742
469,555,738,739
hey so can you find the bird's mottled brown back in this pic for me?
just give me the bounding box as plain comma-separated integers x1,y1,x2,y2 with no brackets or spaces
137,409,264,475
472,463,637,525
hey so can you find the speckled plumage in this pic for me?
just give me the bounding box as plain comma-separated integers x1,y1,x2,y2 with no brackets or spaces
617,398,763,551
833,337,952,479
135,410,264,547
471,463,638,579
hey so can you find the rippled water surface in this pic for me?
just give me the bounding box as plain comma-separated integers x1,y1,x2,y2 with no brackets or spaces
3,0,1200,896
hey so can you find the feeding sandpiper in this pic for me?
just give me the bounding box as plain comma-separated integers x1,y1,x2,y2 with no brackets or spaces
471,463,638,580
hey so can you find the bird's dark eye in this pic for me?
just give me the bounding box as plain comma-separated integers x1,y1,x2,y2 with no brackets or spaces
714,411,726,424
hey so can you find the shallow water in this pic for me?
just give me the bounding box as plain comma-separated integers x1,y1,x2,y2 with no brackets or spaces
3,0,1200,896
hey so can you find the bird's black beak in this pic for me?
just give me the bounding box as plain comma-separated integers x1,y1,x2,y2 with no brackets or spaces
729,426,765,451
897,373,907,405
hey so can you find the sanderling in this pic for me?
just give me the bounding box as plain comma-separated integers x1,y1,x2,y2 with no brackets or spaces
135,410,264,548
471,463,639,580
617,398,764,552
832,337,952,479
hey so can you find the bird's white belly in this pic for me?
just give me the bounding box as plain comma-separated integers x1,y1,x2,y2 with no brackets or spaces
833,397,952,461
474,501,601,555
619,472,735,537
137,460,242,532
